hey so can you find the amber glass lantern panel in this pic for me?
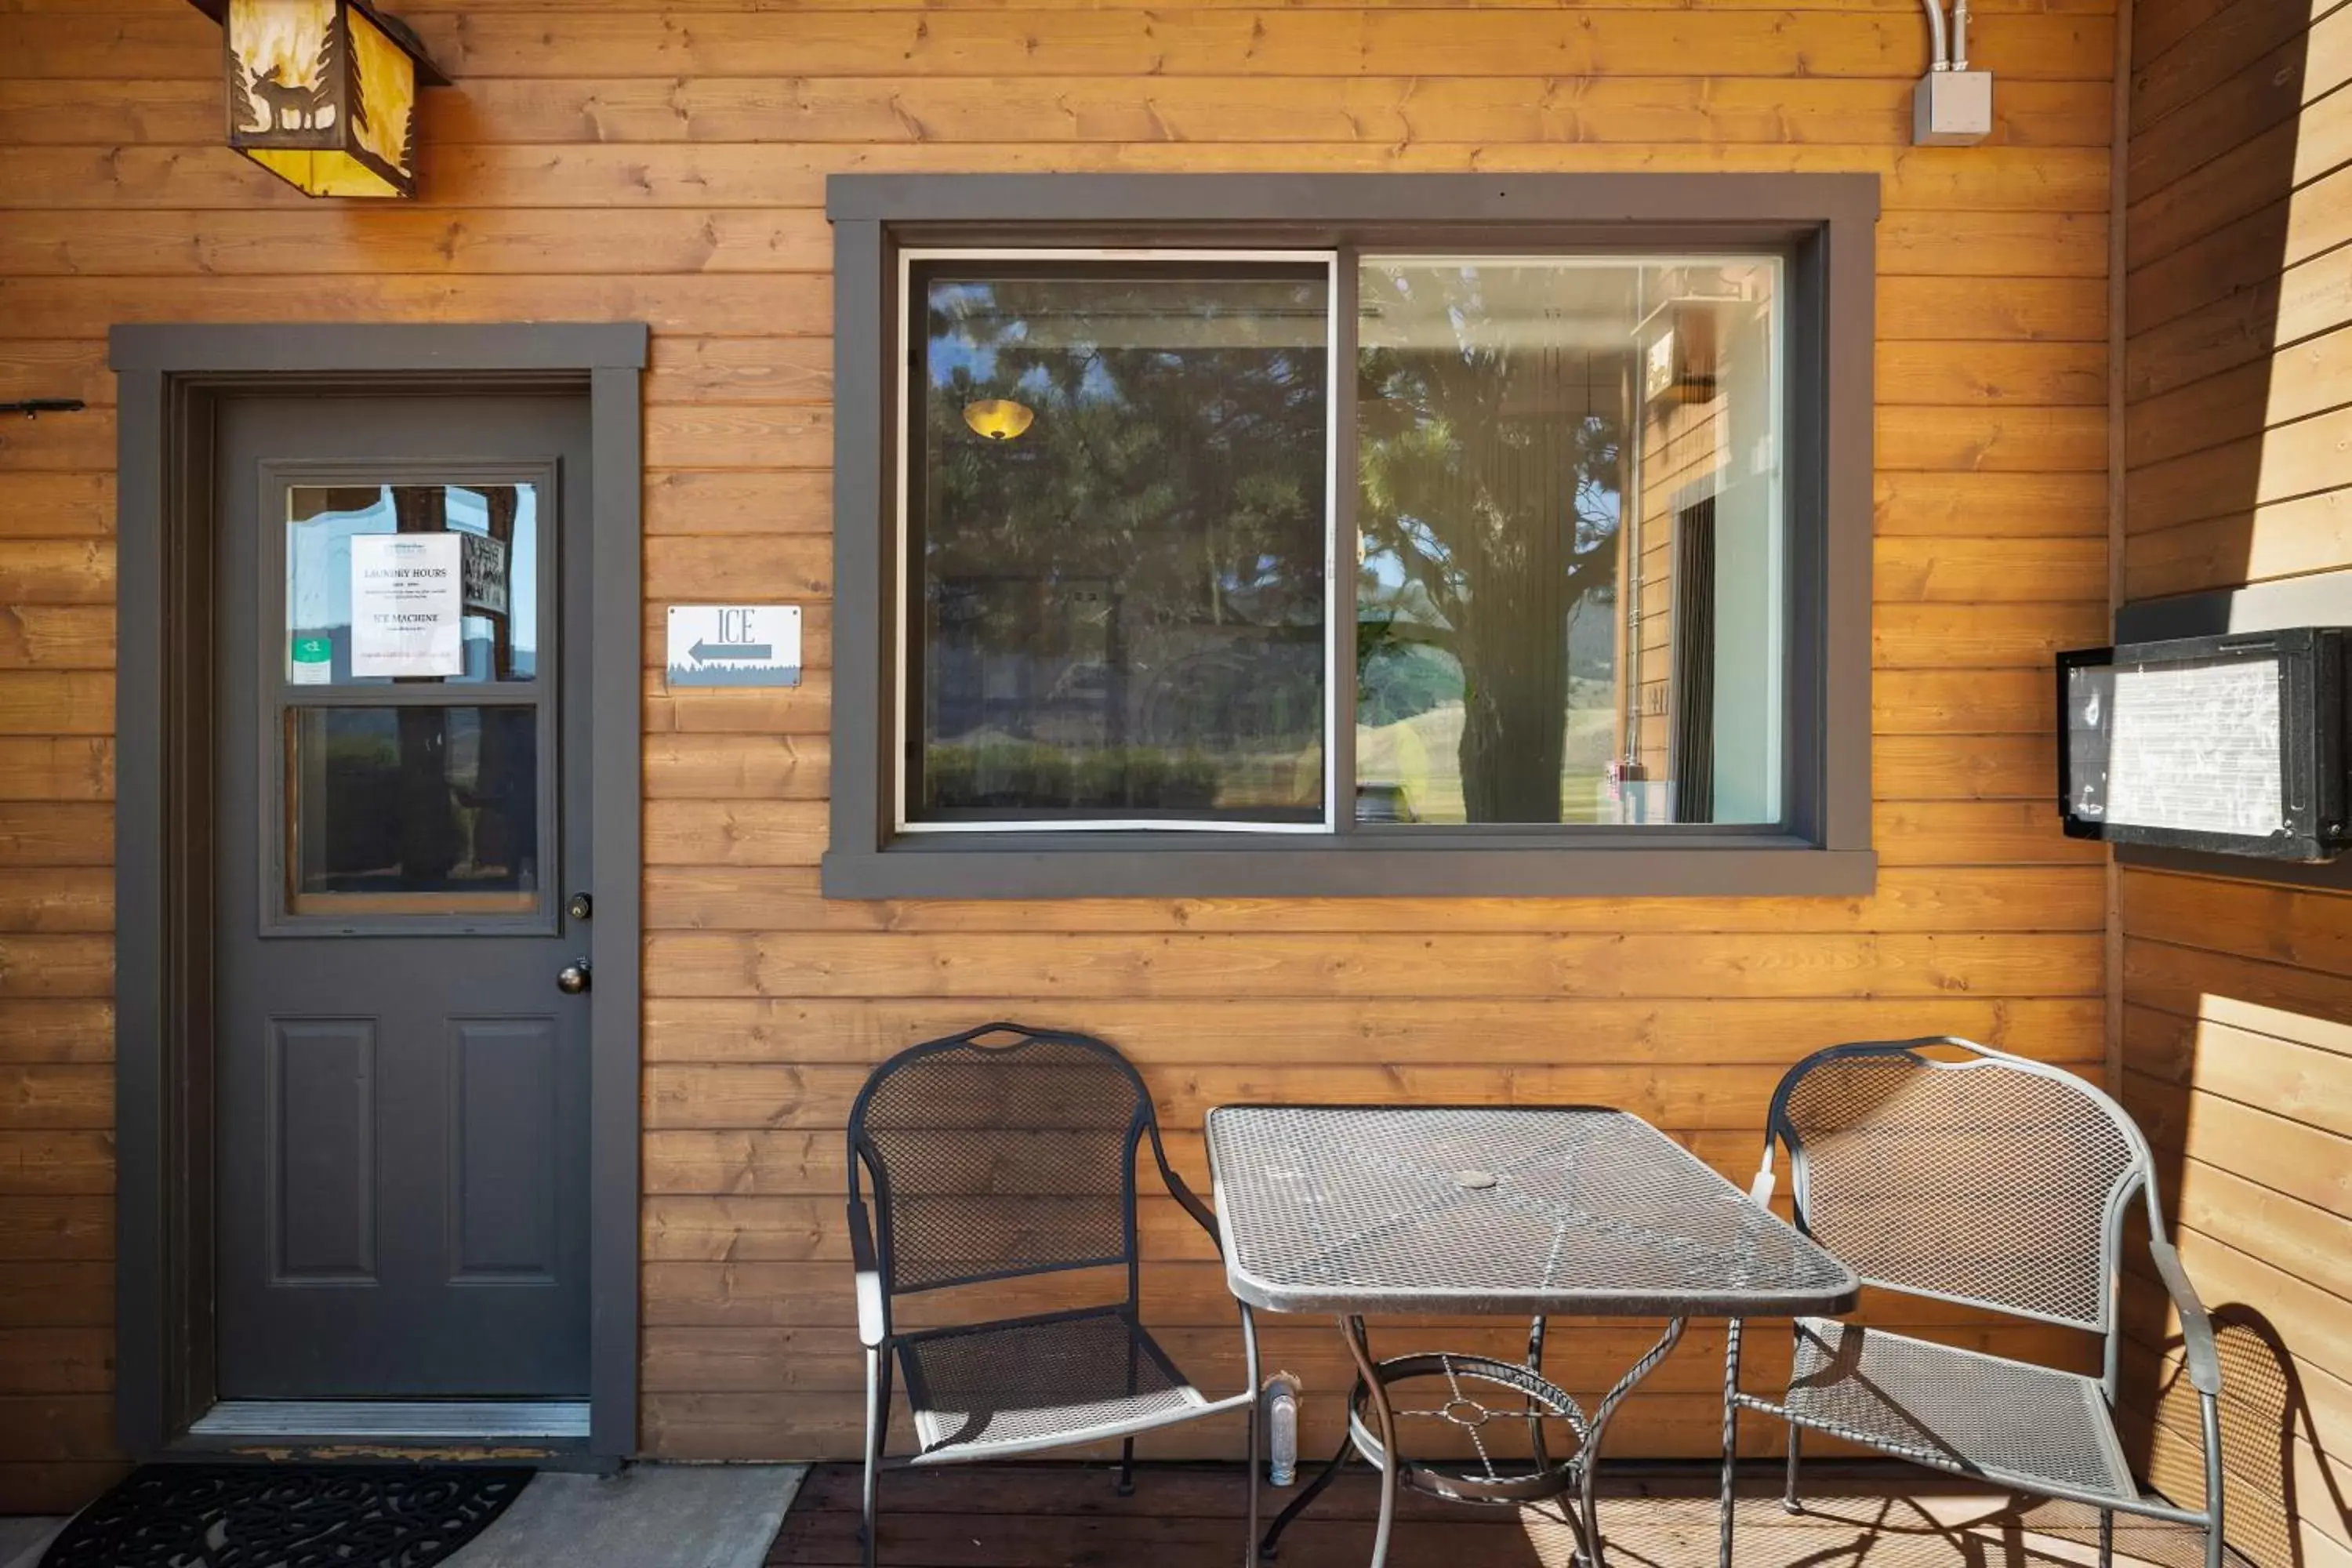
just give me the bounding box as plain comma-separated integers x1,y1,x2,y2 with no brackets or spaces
225,0,423,198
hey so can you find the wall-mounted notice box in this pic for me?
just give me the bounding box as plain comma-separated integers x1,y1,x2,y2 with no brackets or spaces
2058,629,2347,862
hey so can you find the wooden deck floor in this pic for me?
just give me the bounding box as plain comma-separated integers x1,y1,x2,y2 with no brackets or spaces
773,1462,2215,1568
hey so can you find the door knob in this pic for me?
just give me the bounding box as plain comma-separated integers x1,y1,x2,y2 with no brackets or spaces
557,960,591,995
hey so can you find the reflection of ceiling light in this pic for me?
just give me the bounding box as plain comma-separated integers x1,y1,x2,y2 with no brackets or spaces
963,399,1036,441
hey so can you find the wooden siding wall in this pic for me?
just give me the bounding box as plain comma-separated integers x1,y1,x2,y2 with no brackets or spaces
2118,5,2352,1568
0,0,2119,1511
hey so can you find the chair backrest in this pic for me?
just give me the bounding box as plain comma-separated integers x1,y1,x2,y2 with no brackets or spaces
847,1022,1156,1298
1767,1037,2153,1333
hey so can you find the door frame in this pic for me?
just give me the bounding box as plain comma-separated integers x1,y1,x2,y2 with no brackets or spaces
109,323,648,1463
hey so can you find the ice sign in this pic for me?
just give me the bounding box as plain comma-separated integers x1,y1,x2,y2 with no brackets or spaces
666,604,804,688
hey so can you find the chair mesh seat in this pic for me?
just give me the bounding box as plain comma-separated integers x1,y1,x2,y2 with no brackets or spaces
1784,1319,2139,1502
895,1307,1209,1464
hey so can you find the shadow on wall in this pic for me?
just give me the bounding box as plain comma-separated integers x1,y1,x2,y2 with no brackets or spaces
2116,5,2352,1566
2118,1308,2351,1568
2122,3,2328,604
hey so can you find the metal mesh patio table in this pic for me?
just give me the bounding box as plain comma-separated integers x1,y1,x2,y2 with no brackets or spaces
1207,1105,1859,1568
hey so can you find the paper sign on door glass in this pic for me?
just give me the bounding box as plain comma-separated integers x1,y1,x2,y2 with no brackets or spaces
350,532,463,677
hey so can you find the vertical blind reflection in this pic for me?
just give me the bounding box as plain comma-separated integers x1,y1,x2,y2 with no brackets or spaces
913,267,1330,822
1356,258,1784,826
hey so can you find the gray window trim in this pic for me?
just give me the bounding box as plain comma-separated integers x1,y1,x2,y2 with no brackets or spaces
824,176,1878,898
110,321,646,1463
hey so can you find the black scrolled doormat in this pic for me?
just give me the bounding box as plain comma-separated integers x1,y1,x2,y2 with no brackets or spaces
40,1463,532,1568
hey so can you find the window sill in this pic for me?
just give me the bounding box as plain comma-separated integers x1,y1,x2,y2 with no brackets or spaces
821,835,1878,899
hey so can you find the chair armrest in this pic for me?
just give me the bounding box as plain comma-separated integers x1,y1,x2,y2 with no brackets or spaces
848,1201,885,1348
2148,1235,2222,1397
1160,1164,1222,1254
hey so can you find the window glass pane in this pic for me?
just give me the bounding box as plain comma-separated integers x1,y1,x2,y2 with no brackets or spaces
1356,258,1783,826
286,705,539,915
911,263,1330,824
285,483,538,685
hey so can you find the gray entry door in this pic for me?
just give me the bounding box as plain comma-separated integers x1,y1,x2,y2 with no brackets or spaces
214,393,593,1399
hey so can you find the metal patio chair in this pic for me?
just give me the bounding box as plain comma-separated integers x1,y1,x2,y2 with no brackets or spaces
1719,1037,2225,1568
847,1022,1261,1567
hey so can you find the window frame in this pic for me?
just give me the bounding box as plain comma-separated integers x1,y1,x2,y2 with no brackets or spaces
825,174,1879,898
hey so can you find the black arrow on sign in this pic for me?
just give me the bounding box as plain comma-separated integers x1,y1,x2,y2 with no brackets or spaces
691,638,772,662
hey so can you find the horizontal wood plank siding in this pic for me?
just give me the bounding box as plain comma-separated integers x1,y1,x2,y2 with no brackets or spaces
0,0,2118,1503
2118,5,2352,1566
0,85,117,1500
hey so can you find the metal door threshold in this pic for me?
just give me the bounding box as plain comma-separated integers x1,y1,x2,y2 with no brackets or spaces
190,1399,591,1441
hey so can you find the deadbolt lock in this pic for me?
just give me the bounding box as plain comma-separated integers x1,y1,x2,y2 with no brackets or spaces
568,892,593,921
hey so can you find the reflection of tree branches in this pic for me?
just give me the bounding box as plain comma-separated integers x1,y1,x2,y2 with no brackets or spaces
919,274,1330,760
929,282,1323,598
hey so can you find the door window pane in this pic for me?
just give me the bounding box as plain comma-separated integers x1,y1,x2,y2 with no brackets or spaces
909,263,1332,825
286,483,538,684
1356,258,1784,826
287,706,539,914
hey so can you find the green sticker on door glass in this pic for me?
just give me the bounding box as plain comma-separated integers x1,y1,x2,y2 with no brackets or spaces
290,633,332,685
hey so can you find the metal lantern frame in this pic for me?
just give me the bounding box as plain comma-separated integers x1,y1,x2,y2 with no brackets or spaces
190,0,448,199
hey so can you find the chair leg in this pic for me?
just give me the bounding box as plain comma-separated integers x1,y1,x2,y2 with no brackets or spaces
1246,1356,1263,1566
1781,1421,1803,1515
1240,1299,1262,1566
862,1346,891,1568
2097,1511,2114,1568
2202,1392,2227,1568
1719,1319,1741,1568
1117,1324,1140,1497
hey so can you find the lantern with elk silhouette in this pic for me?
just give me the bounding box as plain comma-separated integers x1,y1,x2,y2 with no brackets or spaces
205,0,445,198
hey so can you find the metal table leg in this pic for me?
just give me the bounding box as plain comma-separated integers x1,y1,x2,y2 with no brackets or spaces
1341,1315,1399,1568
1268,1314,1683,1568
1571,1318,1687,1568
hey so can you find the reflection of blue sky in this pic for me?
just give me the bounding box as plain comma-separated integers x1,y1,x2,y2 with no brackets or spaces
930,284,1013,387
289,485,538,660
927,283,1119,403
1364,548,1417,593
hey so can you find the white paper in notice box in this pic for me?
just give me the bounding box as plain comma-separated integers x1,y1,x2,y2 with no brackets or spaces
2057,628,2348,862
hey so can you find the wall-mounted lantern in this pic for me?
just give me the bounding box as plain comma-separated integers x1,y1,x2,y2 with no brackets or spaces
187,0,447,198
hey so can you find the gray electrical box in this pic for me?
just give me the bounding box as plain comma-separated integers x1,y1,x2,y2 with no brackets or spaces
1914,70,1994,146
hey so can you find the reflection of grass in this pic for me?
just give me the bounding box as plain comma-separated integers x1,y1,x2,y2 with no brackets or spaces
1356,693,1617,824
925,740,1320,813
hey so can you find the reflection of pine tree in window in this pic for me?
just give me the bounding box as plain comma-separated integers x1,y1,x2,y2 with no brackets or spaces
920,274,1328,816
1358,265,1625,825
